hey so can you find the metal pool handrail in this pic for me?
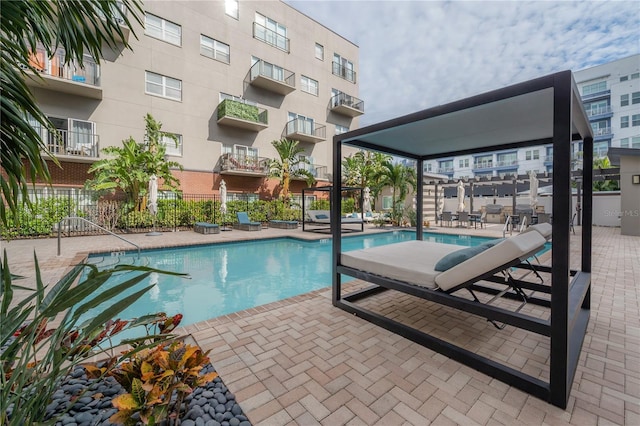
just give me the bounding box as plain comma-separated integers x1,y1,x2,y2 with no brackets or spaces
57,216,140,257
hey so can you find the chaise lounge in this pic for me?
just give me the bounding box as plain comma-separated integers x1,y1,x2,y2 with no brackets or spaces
235,212,261,231
304,210,364,233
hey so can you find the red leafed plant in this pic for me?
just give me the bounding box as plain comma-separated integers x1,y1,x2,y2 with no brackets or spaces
102,341,218,425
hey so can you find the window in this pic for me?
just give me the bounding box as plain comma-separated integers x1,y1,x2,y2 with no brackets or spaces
250,56,285,82
621,94,629,107
145,71,182,101
632,92,640,105
632,72,640,79
593,141,609,157
333,53,355,83
161,133,182,157
458,159,469,168
254,13,288,52
497,152,517,165
585,100,608,115
300,75,318,96
621,116,629,128
620,75,629,82
633,114,640,127
225,0,238,19
439,160,454,172
424,163,432,172
145,13,181,46
315,43,324,60
582,81,606,96
335,125,348,135
633,137,640,148
200,35,230,63
382,196,393,210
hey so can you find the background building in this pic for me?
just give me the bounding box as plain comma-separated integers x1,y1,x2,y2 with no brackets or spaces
423,54,640,178
27,0,363,200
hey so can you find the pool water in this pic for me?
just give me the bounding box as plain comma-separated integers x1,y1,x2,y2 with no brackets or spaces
80,231,529,334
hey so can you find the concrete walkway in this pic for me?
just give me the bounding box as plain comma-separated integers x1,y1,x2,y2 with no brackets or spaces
2,224,638,425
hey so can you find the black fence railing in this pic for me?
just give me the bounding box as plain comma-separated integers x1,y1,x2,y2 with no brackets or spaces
1,190,311,240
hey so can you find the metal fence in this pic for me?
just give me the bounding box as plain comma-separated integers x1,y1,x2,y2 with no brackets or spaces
1,189,317,240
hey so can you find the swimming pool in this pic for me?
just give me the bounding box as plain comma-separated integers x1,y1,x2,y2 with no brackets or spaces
81,231,532,332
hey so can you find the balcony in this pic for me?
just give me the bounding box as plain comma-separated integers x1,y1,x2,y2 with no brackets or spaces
247,60,295,95
284,119,326,143
581,89,610,102
593,127,613,141
252,22,290,53
219,153,269,176
495,159,519,169
586,105,613,119
217,99,268,132
332,62,356,83
94,0,131,43
39,128,100,161
291,164,329,181
24,46,101,99
472,161,493,171
544,155,554,166
437,167,454,174
330,92,364,117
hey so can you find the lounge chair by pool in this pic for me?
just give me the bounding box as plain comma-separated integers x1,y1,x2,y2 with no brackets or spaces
235,212,261,231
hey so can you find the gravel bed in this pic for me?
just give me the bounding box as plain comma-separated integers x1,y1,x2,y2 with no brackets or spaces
6,364,251,426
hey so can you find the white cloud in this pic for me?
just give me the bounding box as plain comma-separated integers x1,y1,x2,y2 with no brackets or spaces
286,0,640,125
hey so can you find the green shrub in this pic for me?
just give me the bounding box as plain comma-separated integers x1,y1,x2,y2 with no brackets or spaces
1,196,77,239
217,99,266,124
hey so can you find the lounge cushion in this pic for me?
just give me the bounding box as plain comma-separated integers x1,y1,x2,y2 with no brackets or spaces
316,214,329,219
434,239,503,272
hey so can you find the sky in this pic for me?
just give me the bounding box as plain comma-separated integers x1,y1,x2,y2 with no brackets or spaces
285,0,640,126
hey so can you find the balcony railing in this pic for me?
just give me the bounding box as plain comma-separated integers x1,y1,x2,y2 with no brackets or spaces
247,60,295,95
437,167,454,174
252,22,290,52
473,161,493,170
217,99,268,131
586,105,612,117
291,164,328,180
38,128,100,158
219,153,269,176
592,127,612,136
332,61,356,83
284,119,326,143
495,159,519,168
28,46,100,86
330,92,364,117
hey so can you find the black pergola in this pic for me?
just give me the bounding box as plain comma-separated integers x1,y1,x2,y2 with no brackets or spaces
331,71,593,408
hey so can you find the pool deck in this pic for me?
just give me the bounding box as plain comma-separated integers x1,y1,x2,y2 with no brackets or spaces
2,223,638,425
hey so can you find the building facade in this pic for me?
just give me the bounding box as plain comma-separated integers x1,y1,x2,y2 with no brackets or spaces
423,54,640,178
26,0,362,199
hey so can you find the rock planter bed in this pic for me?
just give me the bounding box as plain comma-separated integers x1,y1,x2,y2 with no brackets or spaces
41,363,251,426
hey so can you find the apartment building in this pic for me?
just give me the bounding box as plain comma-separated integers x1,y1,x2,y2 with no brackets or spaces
423,54,640,178
26,0,362,198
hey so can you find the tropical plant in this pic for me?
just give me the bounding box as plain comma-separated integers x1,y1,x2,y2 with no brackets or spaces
0,0,143,227
269,138,316,205
342,150,391,208
92,341,218,425
86,114,183,211
376,161,417,225
0,252,187,425
592,156,620,191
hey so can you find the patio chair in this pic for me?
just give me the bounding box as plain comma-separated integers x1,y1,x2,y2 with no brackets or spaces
235,212,261,231
457,211,469,227
469,211,486,229
441,211,453,227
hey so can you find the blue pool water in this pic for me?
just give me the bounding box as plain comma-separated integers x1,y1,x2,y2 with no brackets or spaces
81,231,533,333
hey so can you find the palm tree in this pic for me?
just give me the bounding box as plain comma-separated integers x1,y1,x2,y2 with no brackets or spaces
269,138,316,205
0,0,143,226
85,114,183,211
341,150,391,209
376,160,417,224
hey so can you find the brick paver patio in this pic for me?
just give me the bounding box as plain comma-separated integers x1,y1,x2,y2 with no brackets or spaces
2,224,638,425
